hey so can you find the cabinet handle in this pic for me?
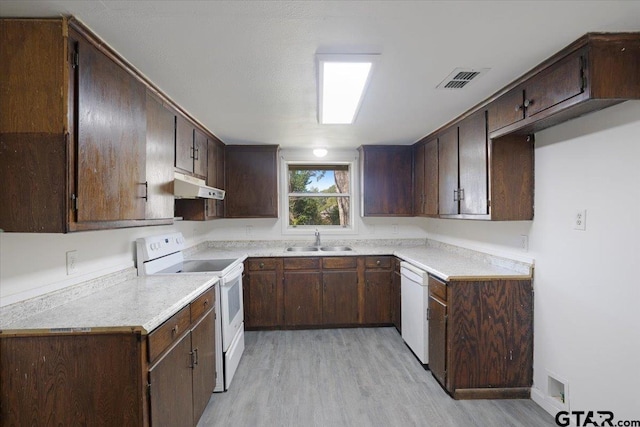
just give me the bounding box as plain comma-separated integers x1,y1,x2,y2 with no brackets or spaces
193,348,199,366
376,260,381,266
523,99,533,108
453,189,459,201
259,262,265,269
190,146,195,159
141,181,148,201
515,104,523,112
204,299,209,307
458,188,465,201
426,308,430,321
194,147,199,161
171,324,179,335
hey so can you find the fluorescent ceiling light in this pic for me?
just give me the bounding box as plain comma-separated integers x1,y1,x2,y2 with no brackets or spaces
317,54,378,124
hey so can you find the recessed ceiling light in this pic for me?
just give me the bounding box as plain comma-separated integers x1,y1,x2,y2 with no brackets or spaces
317,54,379,125
313,148,328,158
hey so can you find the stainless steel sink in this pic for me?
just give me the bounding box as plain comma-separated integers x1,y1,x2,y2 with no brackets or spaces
320,246,353,252
286,246,320,252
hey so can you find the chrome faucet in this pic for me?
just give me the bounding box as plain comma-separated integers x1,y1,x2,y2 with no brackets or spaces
314,229,321,247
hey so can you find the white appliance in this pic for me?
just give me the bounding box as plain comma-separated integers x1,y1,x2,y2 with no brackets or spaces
400,261,429,365
174,171,225,200
136,232,244,392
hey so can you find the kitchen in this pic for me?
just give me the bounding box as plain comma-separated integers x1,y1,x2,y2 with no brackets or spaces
1,1,640,426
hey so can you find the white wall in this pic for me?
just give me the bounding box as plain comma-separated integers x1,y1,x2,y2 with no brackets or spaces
425,101,640,419
0,146,426,306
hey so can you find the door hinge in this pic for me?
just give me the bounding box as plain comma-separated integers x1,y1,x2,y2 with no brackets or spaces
72,51,79,68
71,194,78,211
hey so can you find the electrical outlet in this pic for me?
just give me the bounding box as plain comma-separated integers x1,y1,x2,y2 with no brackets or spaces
519,235,529,252
574,209,587,231
66,250,78,275
392,224,399,234
246,225,253,236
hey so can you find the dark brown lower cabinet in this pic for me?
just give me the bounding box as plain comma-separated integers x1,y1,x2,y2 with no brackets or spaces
323,271,359,325
363,256,393,325
283,270,322,327
0,287,216,425
428,275,533,399
391,257,402,332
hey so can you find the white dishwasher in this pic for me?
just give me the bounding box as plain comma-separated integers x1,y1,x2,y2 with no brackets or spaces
400,261,429,365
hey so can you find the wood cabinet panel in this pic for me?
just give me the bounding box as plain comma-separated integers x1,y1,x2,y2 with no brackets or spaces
0,19,66,133
148,305,191,363
175,114,194,173
322,256,357,269
145,91,175,220
284,257,321,270
364,256,392,269
413,142,426,215
149,332,193,427
392,258,402,332
193,128,208,178
283,271,322,326
246,270,279,328
363,270,392,324
0,333,142,426
225,145,278,218
360,145,413,216
487,86,524,133
438,127,458,216
428,294,447,387
248,257,279,271
424,138,439,216
75,33,147,222
191,310,216,423
191,287,215,323
458,110,488,215
323,271,359,325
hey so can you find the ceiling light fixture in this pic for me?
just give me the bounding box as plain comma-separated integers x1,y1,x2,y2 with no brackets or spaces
313,148,328,158
317,54,379,125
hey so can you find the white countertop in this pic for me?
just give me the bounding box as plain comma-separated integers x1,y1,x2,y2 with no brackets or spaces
190,240,532,281
1,275,218,335
1,239,531,335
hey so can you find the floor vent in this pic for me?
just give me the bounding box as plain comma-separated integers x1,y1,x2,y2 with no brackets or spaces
437,68,489,89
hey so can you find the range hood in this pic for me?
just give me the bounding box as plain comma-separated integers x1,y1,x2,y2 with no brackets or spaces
174,172,225,200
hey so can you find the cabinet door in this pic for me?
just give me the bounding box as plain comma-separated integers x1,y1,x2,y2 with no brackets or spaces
323,271,359,325
458,110,488,215
361,146,413,216
75,35,146,222
424,138,439,216
392,261,402,332
363,271,392,324
413,143,426,215
487,86,525,133
205,139,218,220
175,114,194,173
283,271,322,326
438,127,459,215
524,49,585,118
428,295,447,387
145,92,175,220
149,332,193,427
225,146,278,218
193,129,208,178
246,270,279,328
191,311,216,424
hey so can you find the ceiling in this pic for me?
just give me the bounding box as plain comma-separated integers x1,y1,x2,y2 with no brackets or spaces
2,1,639,150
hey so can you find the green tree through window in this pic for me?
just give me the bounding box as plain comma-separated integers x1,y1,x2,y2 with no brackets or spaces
288,165,350,227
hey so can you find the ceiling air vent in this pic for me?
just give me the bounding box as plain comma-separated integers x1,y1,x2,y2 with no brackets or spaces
436,68,489,89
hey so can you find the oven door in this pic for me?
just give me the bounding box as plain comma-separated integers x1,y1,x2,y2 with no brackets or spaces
220,263,244,352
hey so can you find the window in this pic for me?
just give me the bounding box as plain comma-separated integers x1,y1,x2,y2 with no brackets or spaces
287,164,351,228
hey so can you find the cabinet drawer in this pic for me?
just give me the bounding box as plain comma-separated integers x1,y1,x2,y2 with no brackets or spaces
429,276,447,301
248,258,278,271
148,305,191,363
364,256,392,269
284,257,320,270
322,257,357,270
191,287,215,323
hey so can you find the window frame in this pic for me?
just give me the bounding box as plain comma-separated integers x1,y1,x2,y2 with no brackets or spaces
281,157,357,236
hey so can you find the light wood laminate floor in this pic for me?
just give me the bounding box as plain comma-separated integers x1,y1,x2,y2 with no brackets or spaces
197,328,555,427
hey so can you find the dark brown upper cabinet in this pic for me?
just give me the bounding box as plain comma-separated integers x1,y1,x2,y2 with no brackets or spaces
175,115,207,179
488,33,640,138
360,145,413,216
413,138,439,217
224,145,279,218
0,18,175,232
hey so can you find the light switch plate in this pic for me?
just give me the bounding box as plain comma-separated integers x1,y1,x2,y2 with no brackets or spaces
66,250,78,275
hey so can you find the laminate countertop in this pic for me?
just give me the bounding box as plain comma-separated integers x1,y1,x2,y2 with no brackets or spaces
189,239,533,281
0,275,218,336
